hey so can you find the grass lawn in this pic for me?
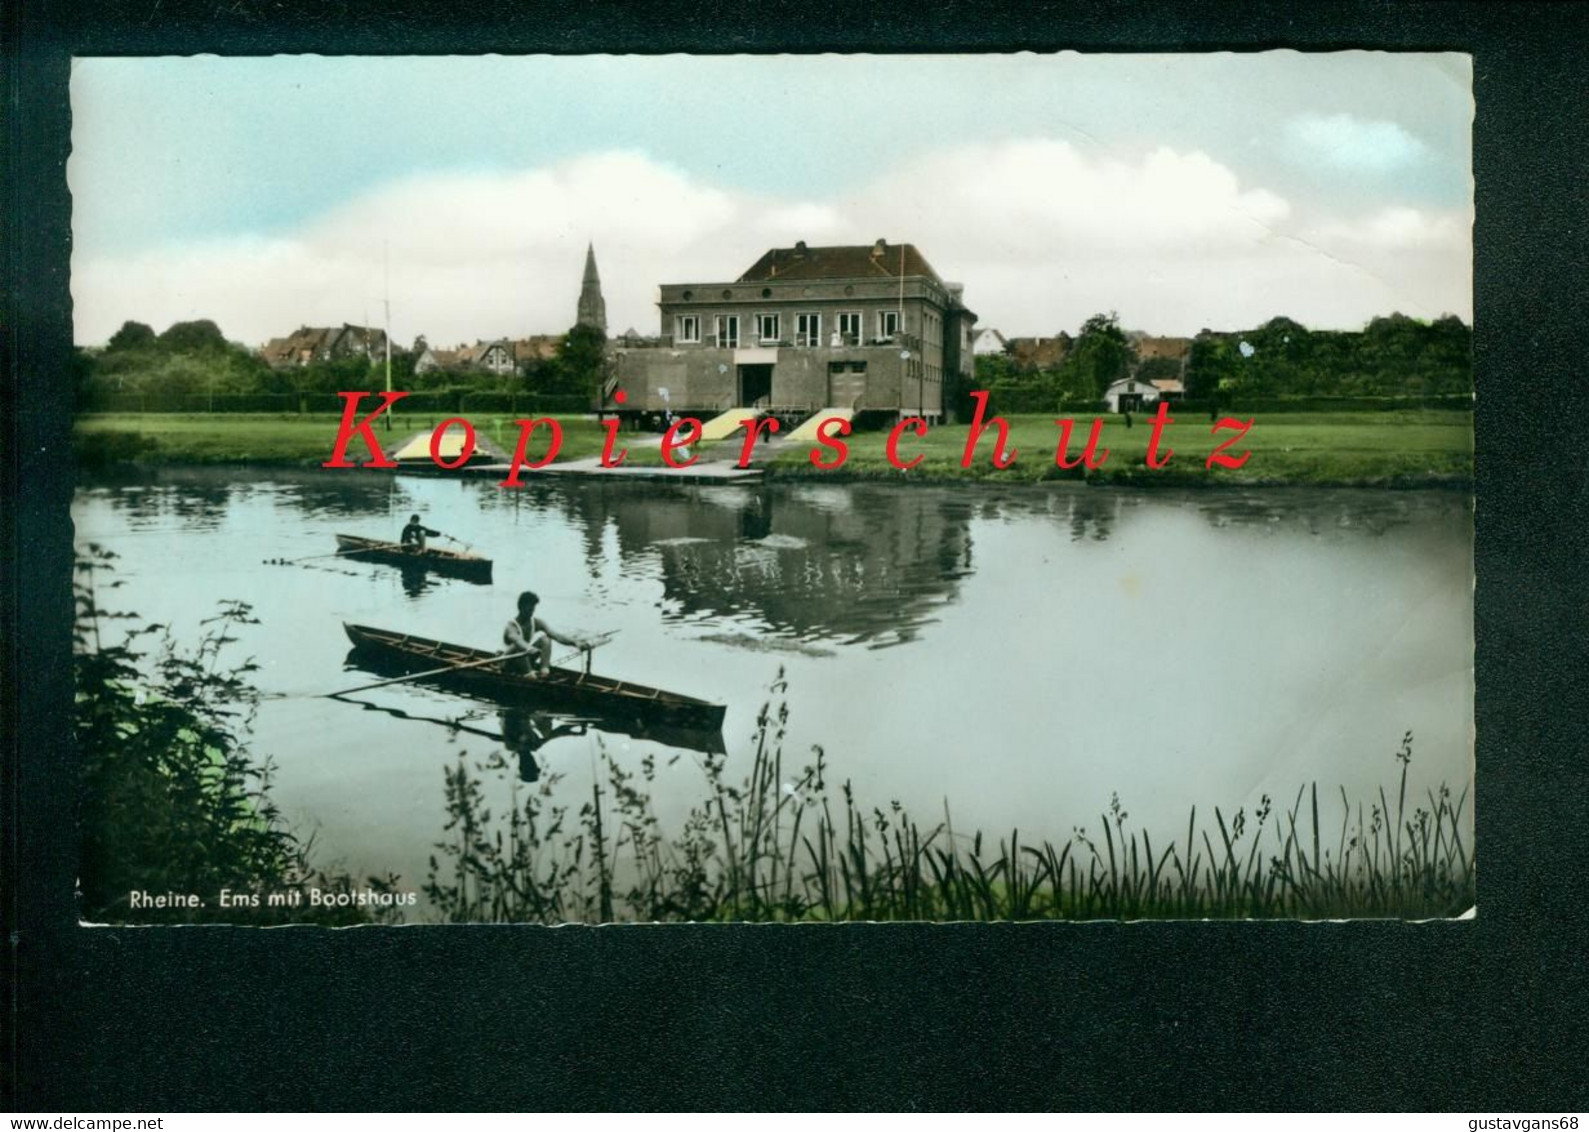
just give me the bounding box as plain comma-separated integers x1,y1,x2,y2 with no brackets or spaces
769,410,1474,485
74,412,607,466
74,408,1473,486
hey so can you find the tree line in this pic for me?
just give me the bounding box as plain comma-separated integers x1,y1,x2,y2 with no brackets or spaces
970,311,1473,414
75,318,608,407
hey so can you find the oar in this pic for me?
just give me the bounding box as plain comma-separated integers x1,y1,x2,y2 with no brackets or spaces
264,540,404,566
553,629,619,668
337,694,506,742
326,648,534,699
441,533,476,554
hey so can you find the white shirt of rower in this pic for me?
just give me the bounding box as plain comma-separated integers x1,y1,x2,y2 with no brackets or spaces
503,615,581,669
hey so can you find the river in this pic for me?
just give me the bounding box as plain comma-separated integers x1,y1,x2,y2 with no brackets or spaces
72,468,1474,919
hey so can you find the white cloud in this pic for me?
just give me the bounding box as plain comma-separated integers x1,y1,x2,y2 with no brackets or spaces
72,141,1470,345
1311,205,1468,249
1285,113,1430,173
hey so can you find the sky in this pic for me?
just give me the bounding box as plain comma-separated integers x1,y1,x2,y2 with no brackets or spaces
69,53,1473,346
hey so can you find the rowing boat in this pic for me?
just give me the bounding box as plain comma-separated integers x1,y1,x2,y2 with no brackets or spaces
342,623,727,732
334,534,493,584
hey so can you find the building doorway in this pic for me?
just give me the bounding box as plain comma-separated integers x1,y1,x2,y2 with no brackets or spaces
827,361,867,409
738,363,773,408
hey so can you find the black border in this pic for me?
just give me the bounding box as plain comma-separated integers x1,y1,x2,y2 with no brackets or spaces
8,1,1589,1111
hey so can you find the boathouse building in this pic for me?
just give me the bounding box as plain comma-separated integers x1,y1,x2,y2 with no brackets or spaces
607,239,977,427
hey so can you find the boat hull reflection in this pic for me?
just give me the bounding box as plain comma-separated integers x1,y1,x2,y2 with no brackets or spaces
339,647,727,760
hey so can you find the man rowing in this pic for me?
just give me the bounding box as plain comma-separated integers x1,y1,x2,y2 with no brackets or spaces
401,513,441,552
503,590,590,677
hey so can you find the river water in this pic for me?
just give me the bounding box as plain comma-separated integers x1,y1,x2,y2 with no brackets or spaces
73,468,1474,918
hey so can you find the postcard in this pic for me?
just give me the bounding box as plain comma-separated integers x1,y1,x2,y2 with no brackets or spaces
66,51,1474,925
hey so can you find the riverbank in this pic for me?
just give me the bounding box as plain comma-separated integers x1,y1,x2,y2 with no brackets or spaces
767,409,1473,488
73,411,609,466
74,409,1473,488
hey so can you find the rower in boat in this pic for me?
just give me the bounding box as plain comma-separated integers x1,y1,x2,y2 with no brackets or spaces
503,590,591,677
400,513,442,552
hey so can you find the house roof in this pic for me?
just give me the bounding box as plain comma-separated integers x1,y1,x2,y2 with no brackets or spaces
1006,335,1071,370
1133,335,1193,361
259,324,386,365
1106,377,1156,393
260,326,335,365
737,240,944,285
512,335,562,362
1149,379,1185,393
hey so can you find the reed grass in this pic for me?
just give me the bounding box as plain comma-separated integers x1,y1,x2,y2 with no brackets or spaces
425,683,1474,924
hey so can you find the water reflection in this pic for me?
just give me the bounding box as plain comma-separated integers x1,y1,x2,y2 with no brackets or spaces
472,479,1469,648
338,648,727,762
529,482,978,648
1188,488,1461,538
499,708,589,783
79,465,403,528
73,467,1474,918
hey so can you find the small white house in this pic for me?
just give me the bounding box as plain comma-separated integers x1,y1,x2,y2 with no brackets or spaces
972,327,1010,356
1105,377,1163,413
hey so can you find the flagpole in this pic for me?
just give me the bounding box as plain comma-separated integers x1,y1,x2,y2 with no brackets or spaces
383,240,393,432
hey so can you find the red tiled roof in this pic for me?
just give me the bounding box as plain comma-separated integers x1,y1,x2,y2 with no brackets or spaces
512,336,562,362
737,241,944,285
1134,336,1193,361
1007,336,1071,370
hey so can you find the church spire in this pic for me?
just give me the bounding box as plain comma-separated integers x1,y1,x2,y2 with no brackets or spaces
577,242,607,333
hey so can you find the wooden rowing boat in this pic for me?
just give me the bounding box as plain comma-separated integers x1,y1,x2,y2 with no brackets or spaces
342,623,727,732
334,534,493,584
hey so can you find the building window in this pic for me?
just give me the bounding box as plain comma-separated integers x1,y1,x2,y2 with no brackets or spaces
675,315,701,344
878,310,900,340
715,315,739,349
838,311,862,346
757,313,780,344
796,312,821,346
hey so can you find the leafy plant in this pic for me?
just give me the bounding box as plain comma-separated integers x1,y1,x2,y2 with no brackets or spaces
426,677,1473,924
74,546,395,924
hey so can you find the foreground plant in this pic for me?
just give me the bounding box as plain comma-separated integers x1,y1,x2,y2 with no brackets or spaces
426,679,1473,924
74,546,395,924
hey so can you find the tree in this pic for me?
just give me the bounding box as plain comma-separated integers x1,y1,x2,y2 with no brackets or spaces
157,319,229,354
295,353,380,396
1060,312,1133,399
107,320,157,353
537,324,607,399
1135,356,1184,383
1185,332,1236,400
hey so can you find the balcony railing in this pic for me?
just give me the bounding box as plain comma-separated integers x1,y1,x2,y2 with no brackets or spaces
638,332,926,353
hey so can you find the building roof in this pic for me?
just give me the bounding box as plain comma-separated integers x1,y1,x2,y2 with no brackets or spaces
1006,335,1071,371
1133,335,1193,361
1149,379,1185,393
260,326,336,366
737,240,944,285
259,323,386,366
512,335,562,362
